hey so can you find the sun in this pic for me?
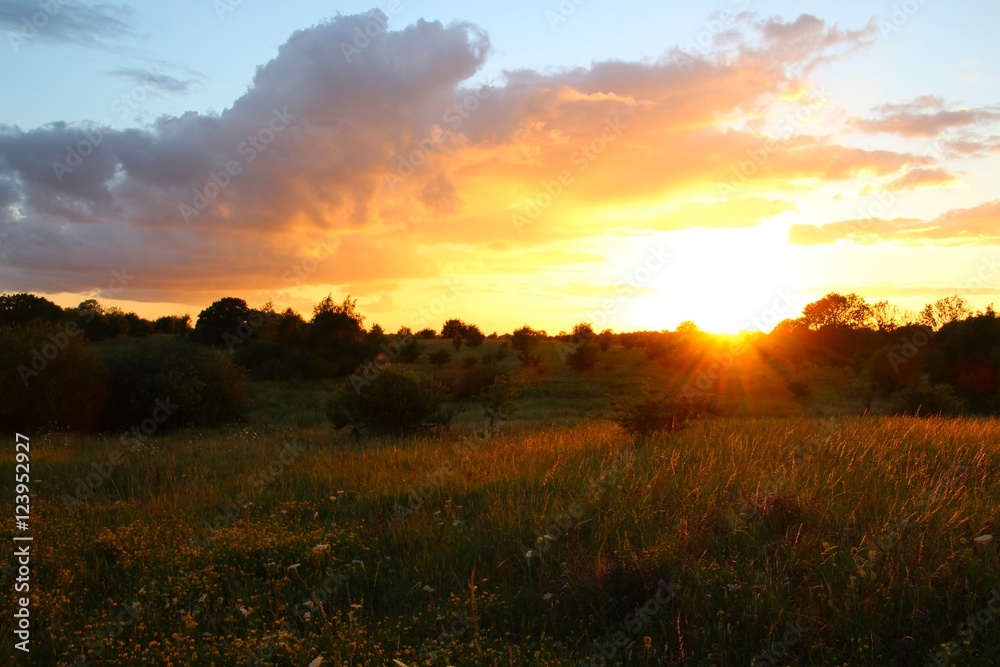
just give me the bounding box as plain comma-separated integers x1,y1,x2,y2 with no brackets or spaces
648,224,796,333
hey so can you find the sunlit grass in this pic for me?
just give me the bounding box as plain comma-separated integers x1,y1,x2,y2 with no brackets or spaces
2,411,998,665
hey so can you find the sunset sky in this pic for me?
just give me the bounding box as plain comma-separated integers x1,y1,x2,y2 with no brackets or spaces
1,0,998,333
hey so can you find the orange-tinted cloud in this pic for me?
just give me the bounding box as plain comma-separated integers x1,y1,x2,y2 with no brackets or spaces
789,199,1000,245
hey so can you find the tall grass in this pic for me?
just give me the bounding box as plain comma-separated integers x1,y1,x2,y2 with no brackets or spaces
1,415,998,665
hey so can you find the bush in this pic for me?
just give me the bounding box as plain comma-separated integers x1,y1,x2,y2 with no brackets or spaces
566,340,599,371
99,339,249,431
609,388,709,443
889,383,963,417
441,365,501,399
0,323,107,432
428,349,452,368
326,364,453,435
478,373,523,431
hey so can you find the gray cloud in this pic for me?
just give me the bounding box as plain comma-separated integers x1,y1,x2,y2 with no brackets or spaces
108,67,202,94
1,0,138,51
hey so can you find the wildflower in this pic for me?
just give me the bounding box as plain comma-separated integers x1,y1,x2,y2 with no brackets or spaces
312,544,330,553
423,585,435,593
974,534,993,544
239,607,250,617
288,563,301,571
543,593,554,601
525,550,536,560
308,658,325,667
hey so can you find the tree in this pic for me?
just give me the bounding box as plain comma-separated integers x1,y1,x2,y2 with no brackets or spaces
869,300,902,333
153,314,192,335
597,329,615,351
801,293,872,330
463,324,486,348
510,325,544,366
74,299,115,341
920,295,972,330
675,321,701,334
441,319,466,339
192,297,255,347
309,295,365,347
0,293,64,327
566,323,599,371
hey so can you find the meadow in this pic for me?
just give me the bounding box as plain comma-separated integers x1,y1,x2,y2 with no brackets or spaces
2,340,999,666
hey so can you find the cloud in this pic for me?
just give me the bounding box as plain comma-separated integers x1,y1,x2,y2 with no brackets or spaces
108,67,202,94
789,199,1000,245
886,167,956,191
0,11,944,304
0,0,138,51
853,96,1000,137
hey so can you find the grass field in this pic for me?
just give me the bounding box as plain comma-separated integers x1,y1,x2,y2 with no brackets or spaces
2,341,999,666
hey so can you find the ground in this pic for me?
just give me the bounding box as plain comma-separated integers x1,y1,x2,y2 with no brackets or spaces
1,340,998,666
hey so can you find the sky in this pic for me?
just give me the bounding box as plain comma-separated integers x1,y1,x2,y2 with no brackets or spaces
1,0,998,334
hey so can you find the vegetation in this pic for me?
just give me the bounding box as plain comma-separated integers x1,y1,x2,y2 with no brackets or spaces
3,289,1000,663
325,363,453,435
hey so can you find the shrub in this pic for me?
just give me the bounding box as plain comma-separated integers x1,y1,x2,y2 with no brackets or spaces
0,323,107,432
441,365,501,399
396,338,422,363
609,388,709,443
889,383,963,417
462,354,479,369
99,338,249,431
428,349,452,368
566,340,599,371
478,373,523,432
326,364,453,435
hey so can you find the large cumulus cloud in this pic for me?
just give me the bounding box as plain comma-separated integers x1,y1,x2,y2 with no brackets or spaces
0,11,954,303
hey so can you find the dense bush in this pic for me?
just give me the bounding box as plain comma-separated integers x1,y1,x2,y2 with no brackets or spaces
478,373,523,431
0,323,107,432
889,383,964,417
440,365,501,399
99,339,249,431
428,348,452,368
608,388,709,443
326,364,453,434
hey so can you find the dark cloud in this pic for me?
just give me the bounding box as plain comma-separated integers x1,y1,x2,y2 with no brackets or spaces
108,67,202,94
1,0,138,51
